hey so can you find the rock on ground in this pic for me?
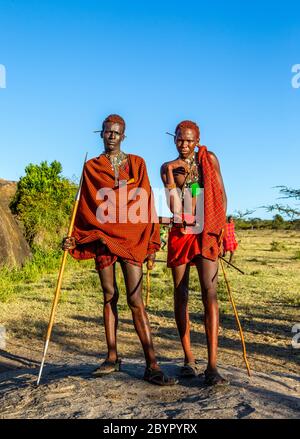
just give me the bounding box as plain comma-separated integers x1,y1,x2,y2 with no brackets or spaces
0,179,31,267
0,353,299,419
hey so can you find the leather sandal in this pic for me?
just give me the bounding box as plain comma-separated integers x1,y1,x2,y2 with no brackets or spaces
204,369,230,386
180,361,199,377
144,367,178,386
92,358,122,377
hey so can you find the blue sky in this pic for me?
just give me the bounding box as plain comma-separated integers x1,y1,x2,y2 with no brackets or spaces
0,0,299,217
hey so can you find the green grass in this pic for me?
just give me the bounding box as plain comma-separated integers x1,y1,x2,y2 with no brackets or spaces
0,247,80,301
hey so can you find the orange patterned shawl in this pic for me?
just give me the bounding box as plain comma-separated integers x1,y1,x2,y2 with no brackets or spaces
70,154,160,263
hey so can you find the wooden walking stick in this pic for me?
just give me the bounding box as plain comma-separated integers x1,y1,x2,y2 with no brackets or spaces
219,258,251,377
218,228,250,376
146,260,153,307
36,153,88,386
219,255,245,275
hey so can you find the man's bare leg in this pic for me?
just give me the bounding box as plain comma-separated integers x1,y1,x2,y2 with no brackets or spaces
98,263,119,362
120,261,159,370
195,256,227,383
171,264,195,365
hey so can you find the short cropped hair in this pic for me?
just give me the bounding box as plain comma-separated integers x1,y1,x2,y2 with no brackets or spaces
175,120,200,139
102,114,126,133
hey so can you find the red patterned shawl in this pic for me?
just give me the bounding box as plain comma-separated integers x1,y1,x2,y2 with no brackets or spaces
198,145,226,260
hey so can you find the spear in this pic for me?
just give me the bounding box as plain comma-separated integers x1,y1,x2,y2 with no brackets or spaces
36,153,88,386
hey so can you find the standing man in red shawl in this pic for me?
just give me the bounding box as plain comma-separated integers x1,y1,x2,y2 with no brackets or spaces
223,216,238,263
63,114,176,386
161,120,228,385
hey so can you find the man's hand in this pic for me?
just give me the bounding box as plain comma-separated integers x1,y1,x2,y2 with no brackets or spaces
62,237,76,251
146,252,156,270
166,158,188,174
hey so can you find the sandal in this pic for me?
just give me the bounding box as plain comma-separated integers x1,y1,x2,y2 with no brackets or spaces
204,369,230,386
180,361,199,378
144,367,178,386
92,358,122,377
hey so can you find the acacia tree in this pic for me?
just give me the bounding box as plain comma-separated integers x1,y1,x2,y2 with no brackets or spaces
266,186,300,219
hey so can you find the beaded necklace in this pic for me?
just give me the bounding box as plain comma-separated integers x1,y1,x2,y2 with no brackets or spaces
180,153,201,199
103,150,128,187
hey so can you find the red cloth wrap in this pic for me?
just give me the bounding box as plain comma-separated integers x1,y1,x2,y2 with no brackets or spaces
223,222,238,252
70,154,160,264
167,146,226,267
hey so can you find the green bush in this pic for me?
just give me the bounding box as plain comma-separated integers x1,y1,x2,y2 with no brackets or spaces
234,215,296,230
270,241,286,252
272,214,285,229
293,250,300,260
10,161,76,250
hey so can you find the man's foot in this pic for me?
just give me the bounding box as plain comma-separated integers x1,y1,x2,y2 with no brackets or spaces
92,358,121,377
144,367,178,386
204,369,230,386
180,361,199,378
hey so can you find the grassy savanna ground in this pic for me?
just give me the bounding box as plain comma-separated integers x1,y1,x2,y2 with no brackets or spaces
0,230,299,377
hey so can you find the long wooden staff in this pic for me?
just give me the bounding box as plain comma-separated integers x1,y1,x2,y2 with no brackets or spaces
219,258,251,377
36,153,88,386
219,255,245,274
218,228,251,376
145,260,153,307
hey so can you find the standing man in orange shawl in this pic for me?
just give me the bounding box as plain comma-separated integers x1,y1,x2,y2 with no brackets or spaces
161,120,228,385
63,114,175,386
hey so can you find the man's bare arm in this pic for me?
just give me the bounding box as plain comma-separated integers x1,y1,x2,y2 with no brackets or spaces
160,162,183,217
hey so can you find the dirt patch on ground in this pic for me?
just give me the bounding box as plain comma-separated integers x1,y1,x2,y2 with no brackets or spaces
0,343,299,419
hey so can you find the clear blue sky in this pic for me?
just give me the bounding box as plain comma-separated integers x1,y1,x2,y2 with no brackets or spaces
0,0,299,218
